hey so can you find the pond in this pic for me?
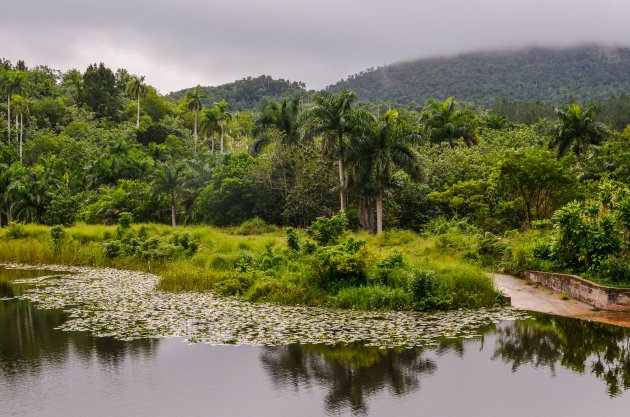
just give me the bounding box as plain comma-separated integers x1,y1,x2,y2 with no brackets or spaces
2,267,630,416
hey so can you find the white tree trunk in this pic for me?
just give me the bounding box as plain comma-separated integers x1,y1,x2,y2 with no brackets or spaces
376,189,383,235
338,157,346,211
171,203,177,227
19,113,23,164
220,127,224,154
6,96,10,143
136,95,140,129
193,111,198,154
15,114,18,145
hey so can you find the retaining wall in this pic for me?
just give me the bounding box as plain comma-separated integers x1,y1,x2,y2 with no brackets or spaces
523,271,630,311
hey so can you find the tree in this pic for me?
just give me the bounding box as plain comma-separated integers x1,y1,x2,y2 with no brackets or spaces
550,103,607,165
82,63,121,119
302,89,357,211
200,107,219,152
11,94,30,163
154,162,189,227
0,69,25,143
420,97,479,147
125,75,148,129
214,100,232,154
185,85,207,154
251,96,302,154
351,110,420,234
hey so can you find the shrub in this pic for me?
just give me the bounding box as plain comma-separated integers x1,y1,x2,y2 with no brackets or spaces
408,270,437,301
50,225,67,243
6,222,26,239
286,227,300,251
237,218,276,235
306,211,348,246
310,238,371,290
118,212,133,229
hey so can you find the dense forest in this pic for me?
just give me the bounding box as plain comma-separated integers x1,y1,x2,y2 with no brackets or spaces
168,75,310,111
329,45,630,106
3,52,630,309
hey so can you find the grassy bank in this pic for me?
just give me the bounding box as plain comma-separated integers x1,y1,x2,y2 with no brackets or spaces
0,220,502,311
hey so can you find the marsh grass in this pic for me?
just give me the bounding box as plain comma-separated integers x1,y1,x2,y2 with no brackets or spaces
0,223,501,311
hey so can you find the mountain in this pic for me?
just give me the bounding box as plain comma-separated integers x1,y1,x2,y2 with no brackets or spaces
327,45,630,106
167,75,310,111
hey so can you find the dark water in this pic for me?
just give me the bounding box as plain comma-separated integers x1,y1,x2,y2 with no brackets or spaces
2,269,630,416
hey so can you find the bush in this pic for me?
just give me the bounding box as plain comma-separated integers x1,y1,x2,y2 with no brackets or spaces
50,225,67,243
333,286,411,310
408,270,437,300
118,212,133,229
310,238,371,290
6,222,27,239
286,227,300,251
237,218,276,235
306,211,348,246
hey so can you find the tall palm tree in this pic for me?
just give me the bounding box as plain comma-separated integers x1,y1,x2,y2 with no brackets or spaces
302,89,357,211
1,69,25,143
154,162,189,227
200,107,219,152
251,96,302,154
351,110,420,234
185,85,207,154
11,94,29,164
550,103,607,165
214,100,232,154
125,75,148,129
420,97,479,147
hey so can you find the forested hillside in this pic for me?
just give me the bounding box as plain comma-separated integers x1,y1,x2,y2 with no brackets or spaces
328,45,630,106
168,75,310,110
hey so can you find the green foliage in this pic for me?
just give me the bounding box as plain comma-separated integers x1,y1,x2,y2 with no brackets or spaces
118,212,133,229
286,227,300,251
310,238,371,291
49,225,66,243
306,212,349,246
6,222,26,239
237,218,276,235
329,46,630,106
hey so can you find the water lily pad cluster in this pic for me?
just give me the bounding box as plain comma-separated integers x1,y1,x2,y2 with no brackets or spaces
3,263,529,348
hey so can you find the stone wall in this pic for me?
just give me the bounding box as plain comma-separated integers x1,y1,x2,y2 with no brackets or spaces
523,271,630,311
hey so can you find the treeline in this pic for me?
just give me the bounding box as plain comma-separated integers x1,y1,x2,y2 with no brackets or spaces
329,45,630,106
0,59,629,240
168,75,310,111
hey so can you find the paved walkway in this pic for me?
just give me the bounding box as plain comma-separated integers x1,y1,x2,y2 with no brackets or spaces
493,273,630,327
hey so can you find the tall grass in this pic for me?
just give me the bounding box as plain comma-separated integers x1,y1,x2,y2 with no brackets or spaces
0,223,502,312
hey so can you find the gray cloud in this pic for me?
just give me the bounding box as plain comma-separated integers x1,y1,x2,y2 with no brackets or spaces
1,0,629,92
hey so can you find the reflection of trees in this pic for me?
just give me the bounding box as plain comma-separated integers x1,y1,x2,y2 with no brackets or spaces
493,313,630,396
260,343,438,415
0,269,158,380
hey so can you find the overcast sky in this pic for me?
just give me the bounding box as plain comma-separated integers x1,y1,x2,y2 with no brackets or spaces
2,0,629,93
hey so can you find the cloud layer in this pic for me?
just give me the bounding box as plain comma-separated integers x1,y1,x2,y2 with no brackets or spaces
2,0,629,92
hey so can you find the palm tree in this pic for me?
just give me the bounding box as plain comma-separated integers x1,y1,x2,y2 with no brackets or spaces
200,107,219,152
302,89,357,211
550,103,607,165
251,96,302,154
11,94,29,163
0,69,25,143
154,162,189,227
420,97,479,147
185,85,207,154
351,110,420,234
125,75,148,129
214,100,232,154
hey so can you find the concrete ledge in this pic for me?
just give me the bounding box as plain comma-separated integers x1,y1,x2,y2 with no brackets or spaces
524,271,630,311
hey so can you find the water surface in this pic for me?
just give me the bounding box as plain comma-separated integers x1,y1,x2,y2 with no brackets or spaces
2,268,630,416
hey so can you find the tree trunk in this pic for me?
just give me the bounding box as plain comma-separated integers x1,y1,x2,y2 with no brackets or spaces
15,114,18,144
6,96,10,143
193,111,198,154
357,196,375,233
136,96,140,129
220,127,224,154
338,157,346,211
19,113,23,164
376,189,383,235
171,203,177,227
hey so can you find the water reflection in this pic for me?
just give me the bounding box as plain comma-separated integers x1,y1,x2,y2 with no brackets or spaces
261,343,438,414
0,268,159,382
492,313,630,397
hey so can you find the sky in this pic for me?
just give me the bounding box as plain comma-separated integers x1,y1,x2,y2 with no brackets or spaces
1,0,630,93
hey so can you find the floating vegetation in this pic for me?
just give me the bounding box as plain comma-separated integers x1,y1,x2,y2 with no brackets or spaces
3,263,529,348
